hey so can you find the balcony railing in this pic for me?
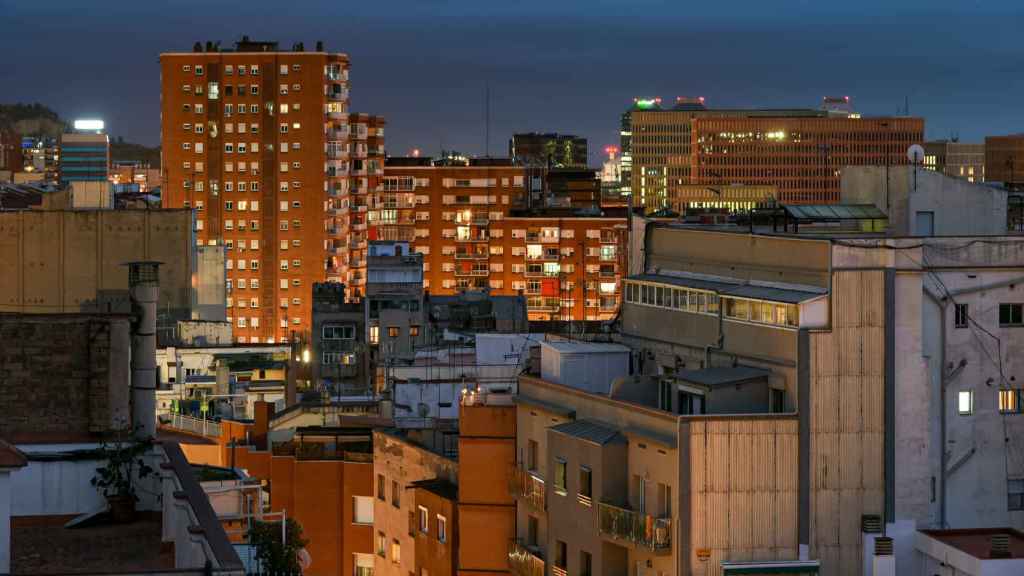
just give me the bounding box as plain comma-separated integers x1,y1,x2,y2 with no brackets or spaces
159,413,221,438
455,252,489,260
509,466,546,512
551,567,568,576
597,502,672,552
508,540,545,576
454,268,490,277
456,235,489,243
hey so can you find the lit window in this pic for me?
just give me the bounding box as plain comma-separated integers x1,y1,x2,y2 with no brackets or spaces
958,390,974,415
1000,389,1022,414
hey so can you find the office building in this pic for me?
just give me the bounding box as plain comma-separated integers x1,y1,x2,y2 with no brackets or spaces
60,120,113,208
378,158,627,322
923,140,985,182
160,37,384,344
509,133,587,168
985,134,1024,188
623,96,923,208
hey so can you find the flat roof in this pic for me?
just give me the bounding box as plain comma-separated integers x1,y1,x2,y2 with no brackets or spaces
11,513,172,574
676,366,771,388
550,419,625,445
629,272,826,304
540,340,631,354
920,528,1024,559
784,204,887,220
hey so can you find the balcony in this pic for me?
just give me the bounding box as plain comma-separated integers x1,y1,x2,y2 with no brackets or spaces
597,502,672,553
328,89,349,102
454,268,489,277
524,269,558,278
508,466,546,512
326,147,348,159
455,234,489,243
455,251,489,260
352,222,367,232
327,108,346,120
508,540,545,576
326,159,347,173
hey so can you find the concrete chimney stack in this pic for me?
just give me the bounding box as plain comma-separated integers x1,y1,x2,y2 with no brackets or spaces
127,261,161,439
872,536,895,576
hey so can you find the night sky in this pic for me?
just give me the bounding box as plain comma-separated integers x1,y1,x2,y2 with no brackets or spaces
2,0,1022,164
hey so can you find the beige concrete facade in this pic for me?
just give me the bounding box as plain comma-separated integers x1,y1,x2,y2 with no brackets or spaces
513,375,799,576
372,430,457,576
0,209,196,315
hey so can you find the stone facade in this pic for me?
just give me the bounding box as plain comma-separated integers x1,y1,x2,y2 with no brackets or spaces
0,314,131,440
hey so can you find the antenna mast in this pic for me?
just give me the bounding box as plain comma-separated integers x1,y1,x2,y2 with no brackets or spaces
484,82,491,158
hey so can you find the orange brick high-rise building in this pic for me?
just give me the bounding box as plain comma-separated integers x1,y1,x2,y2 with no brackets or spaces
161,37,383,343
377,157,626,322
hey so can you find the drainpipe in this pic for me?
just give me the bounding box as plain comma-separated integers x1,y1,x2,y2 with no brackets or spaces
127,261,161,440
922,287,947,528
704,292,725,368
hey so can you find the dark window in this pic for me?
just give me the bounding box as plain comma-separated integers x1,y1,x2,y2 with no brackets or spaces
554,458,567,495
658,380,673,412
391,480,400,508
578,466,592,504
527,439,538,471
527,516,538,546
377,474,385,501
954,303,969,329
1000,303,1023,326
555,541,567,569
1010,479,1024,511
580,551,592,576
771,388,785,413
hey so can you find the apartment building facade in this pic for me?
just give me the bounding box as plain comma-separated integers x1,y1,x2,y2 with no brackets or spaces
376,160,627,322
624,98,924,208
372,430,458,576
618,223,1024,575
160,37,383,345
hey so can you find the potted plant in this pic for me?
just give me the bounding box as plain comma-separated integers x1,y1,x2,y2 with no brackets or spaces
91,428,155,523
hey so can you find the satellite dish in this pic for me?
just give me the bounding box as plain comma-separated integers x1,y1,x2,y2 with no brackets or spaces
907,144,925,165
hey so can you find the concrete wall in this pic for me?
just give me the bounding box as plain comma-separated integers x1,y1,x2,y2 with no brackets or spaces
457,402,516,575
841,166,1008,236
194,246,227,322
0,314,131,440
807,270,887,576
685,417,799,575
644,227,831,290
176,320,232,346
373,430,457,576
0,210,196,316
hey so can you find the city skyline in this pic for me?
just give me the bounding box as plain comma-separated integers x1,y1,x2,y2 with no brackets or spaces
3,0,1023,164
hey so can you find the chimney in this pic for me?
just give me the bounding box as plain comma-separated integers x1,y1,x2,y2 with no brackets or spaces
872,536,895,576
127,261,161,439
991,533,1011,558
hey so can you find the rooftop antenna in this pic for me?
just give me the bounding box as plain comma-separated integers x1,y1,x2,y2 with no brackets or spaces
483,82,491,158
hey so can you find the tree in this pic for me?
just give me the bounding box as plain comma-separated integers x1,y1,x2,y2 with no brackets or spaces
248,518,309,575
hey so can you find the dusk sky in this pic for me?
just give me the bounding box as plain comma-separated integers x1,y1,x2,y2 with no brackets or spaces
2,0,1022,164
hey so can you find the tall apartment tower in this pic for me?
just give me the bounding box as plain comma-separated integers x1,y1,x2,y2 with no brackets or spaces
161,37,383,344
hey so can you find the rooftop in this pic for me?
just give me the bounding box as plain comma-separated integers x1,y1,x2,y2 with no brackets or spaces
675,366,772,388
920,528,1024,559
550,419,626,445
539,340,631,355
11,513,172,575
0,438,27,468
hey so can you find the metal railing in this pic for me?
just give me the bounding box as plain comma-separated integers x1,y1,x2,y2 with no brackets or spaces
508,540,545,576
162,413,222,438
509,466,546,512
597,502,672,551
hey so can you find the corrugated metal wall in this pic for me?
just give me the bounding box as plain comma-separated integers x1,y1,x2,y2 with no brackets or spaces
809,270,886,576
689,417,799,576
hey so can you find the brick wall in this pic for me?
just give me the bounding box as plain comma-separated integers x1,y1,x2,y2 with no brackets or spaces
0,314,131,440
